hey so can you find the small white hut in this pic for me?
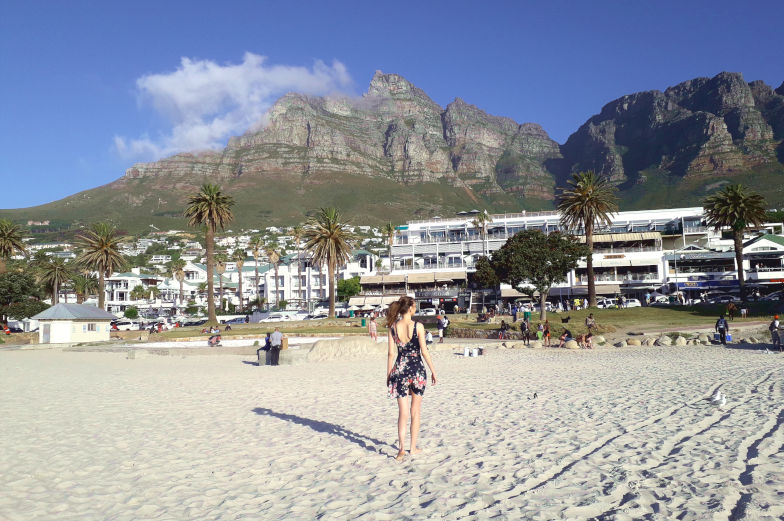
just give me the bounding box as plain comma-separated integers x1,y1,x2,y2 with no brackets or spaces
32,303,117,344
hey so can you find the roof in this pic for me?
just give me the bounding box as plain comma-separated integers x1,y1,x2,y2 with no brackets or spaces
353,249,374,257
32,303,117,321
744,234,784,248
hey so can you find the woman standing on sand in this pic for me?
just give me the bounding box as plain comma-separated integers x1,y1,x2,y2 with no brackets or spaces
386,296,438,462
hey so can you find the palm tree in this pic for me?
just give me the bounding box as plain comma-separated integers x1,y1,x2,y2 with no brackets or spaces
71,273,98,304
75,222,130,310
304,207,356,318
232,248,246,312
130,284,148,302
36,257,72,305
558,171,619,307
472,211,491,257
0,219,27,273
215,251,228,312
265,245,281,309
383,222,395,271
184,184,235,324
292,225,304,308
170,259,186,306
249,236,264,310
703,184,767,301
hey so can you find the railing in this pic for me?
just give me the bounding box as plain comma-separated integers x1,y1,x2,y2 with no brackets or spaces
593,246,660,253
750,266,784,272
671,267,735,274
392,261,472,271
576,273,659,283
406,210,559,225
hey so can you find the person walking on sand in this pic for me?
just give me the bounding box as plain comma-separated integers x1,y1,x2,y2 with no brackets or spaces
727,302,737,321
520,318,530,345
715,315,729,345
769,315,781,351
585,313,597,334
543,320,551,347
437,314,446,343
386,296,438,462
368,316,378,341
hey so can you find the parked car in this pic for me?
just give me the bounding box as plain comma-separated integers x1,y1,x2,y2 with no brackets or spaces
624,298,642,308
183,319,208,327
596,298,618,309
707,294,740,304
260,313,292,323
417,308,437,316
112,320,140,331
223,317,246,324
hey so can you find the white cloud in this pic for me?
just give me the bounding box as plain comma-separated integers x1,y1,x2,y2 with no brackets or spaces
114,52,353,160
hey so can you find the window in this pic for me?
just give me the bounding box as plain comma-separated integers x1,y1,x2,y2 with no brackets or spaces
87,323,97,332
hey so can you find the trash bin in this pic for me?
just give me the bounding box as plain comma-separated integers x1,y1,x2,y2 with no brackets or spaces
349,310,355,318
361,318,366,327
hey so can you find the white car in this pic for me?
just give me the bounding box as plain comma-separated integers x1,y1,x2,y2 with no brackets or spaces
259,313,292,323
113,320,140,331
417,308,437,316
596,298,617,309
624,298,642,308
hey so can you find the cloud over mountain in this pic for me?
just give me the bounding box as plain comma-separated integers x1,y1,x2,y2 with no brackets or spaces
114,52,353,159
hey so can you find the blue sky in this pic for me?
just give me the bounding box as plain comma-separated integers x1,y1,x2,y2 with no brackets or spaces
2,0,782,209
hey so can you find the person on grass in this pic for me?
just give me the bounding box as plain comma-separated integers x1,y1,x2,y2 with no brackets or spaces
386,296,438,462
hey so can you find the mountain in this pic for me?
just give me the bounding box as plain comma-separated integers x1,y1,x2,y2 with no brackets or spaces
3,71,784,233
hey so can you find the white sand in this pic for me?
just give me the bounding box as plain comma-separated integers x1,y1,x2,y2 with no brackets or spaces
1,346,783,520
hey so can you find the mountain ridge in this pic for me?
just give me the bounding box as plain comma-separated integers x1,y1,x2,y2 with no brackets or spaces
3,70,783,233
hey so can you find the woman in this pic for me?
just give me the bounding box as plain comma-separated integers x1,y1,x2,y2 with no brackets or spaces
368,316,378,341
386,296,438,462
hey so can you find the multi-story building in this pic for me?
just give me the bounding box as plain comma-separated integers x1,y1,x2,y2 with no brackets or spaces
361,207,784,311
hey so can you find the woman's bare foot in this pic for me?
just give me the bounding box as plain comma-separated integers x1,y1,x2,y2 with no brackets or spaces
395,450,406,461
410,447,422,455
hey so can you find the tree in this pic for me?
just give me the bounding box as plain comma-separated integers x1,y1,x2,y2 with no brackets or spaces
337,276,361,301
3,300,49,321
472,255,499,313
232,248,246,312
472,211,491,256
71,273,98,304
124,306,139,319
491,230,589,320
304,207,356,318
0,272,42,307
215,251,228,312
130,284,148,301
249,236,264,310
75,222,130,310
383,222,395,271
35,257,72,305
558,170,619,307
292,225,304,308
703,184,767,301
265,245,281,308
184,183,235,324
170,259,186,305
0,219,27,274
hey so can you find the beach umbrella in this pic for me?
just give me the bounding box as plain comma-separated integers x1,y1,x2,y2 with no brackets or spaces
348,305,360,311
361,304,375,310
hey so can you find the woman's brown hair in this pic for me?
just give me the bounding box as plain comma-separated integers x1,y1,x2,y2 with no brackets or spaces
385,296,415,327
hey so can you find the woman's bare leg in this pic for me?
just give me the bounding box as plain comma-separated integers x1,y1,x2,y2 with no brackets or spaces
409,393,423,454
396,396,410,460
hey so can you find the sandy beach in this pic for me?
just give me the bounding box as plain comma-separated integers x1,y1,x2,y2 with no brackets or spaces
1,345,783,520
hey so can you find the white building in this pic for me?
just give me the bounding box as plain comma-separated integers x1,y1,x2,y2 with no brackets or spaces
32,303,117,344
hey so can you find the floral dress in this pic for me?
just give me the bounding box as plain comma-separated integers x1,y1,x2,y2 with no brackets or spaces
388,321,427,398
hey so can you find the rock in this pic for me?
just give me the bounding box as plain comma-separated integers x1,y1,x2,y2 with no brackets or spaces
674,336,687,346
593,335,605,345
304,337,385,363
626,338,642,346
564,340,580,349
656,336,672,346
529,340,543,349
643,337,656,346
698,334,711,343
614,341,627,348
511,342,529,349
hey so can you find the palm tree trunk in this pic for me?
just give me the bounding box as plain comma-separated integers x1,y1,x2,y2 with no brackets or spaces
734,231,746,302
586,225,596,307
53,279,59,305
99,272,105,310
178,281,184,306
237,274,243,313
539,288,547,321
254,262,259,310
328,260,336,318
219,278,224,312
206,227,217,323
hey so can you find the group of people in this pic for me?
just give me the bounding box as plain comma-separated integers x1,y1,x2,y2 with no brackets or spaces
255,327,285,365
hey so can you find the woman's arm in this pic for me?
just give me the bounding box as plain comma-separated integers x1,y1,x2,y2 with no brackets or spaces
417,323,437,385
387,329,396,385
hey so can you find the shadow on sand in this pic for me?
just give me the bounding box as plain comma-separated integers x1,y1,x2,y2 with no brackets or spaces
252,408,388,455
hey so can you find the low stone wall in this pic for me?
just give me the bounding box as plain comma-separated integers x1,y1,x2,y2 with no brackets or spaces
447,327,520,340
